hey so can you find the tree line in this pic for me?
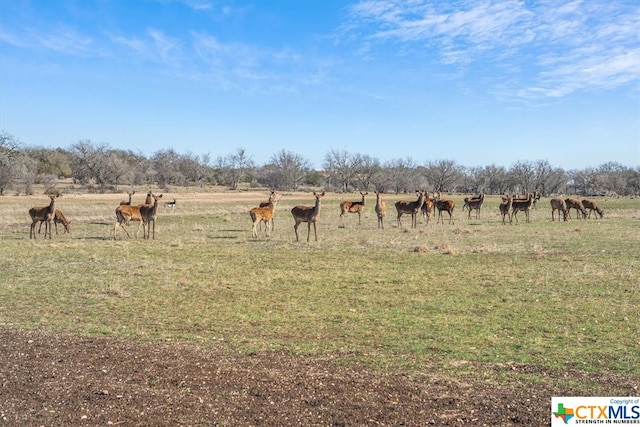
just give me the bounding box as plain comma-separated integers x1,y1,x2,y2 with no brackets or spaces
1,131,638,196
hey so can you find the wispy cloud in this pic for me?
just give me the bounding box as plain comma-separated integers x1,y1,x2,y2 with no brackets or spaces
346,0,640,99
1,26,95,56
110,29,183,66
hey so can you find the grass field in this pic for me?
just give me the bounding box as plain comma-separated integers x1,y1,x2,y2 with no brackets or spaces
1,189,638,393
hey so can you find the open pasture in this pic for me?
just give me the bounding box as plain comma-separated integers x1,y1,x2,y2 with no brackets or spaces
1,190,639,393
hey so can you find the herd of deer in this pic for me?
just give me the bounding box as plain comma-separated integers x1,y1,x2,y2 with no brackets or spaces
26,190,605,241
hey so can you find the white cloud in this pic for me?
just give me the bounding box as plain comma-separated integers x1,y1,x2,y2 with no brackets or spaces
347,0,640,99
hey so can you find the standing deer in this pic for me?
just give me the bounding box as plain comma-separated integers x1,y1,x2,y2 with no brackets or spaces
374,191,387,229
582,199,604,219
395,191,425,228
463,193,485,219
499,195,513,225
29,194,59,239
565,198,587,219
339,191,367,226
550,198,568,222
434,192,455,225
291,191,325,242
511,193,534,223
114,201,145,240
421,192,435,226
250,191,280,238
38,209,71,235
140,194,163,239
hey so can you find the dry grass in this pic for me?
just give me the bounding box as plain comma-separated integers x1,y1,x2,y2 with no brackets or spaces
1,190,639,390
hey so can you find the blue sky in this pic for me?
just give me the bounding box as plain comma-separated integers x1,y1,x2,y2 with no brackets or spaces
1,0,639,170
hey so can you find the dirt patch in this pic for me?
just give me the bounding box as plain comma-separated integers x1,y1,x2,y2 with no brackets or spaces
0,329,634,426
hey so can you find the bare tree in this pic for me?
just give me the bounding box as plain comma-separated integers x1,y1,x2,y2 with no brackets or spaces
382,157,422,194
423,159,463,192
70,140,111,186
323,149,360,192
509,160,537,194
0,131,21,195
353,154,381,191
260,150,311,190
215,148,254,190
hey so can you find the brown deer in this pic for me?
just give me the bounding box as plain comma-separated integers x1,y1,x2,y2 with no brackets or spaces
114,197,148,240
250,191,280,238
339,191,367,226
38,209,71,235
550,198,568,222
395,190,425,228
434,192,455,225
511,193,534,223
291,191,325,242
565,198,587,219
120,191,136,206
463,193,485,219
140,193,163,239
582,199,604,219
421,192,435,226
29,194,59,239
374,191,387,229
499,194,513,225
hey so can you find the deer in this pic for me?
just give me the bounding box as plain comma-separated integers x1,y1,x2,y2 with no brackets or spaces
38,209,71,235
582,199,604,219
164,198,177,209
395,190,425,228
565,198,587,219
120,191,136,206
550,198,569,222
114,195,151,240
374,191,387,229
463,193,484,220
513,191,541,209
511,192,534,224
499,194,513,225
140,193,163,239
250,191,280,238
339,191,367,226
257,192,277,231
29,194,59,239
291,191,325,242
434,192,455,225
421,192,435,226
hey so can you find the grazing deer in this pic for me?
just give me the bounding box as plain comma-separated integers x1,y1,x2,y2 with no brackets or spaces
395,191,426,228
565,198,587,219
291,191,325,242
582,199,604,219
421,192,435,226
550,198,568,222
374,191,387,229
463,193,485,219
38,209,71,235
511,193,534,223
120,191,136,206
434,192,455,225
499,194,513,225
29,194,59,239
250,191,280,238
339,191,368,225
140,194,163,239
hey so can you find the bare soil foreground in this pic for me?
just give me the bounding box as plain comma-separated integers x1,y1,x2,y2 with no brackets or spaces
1,329,634,426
